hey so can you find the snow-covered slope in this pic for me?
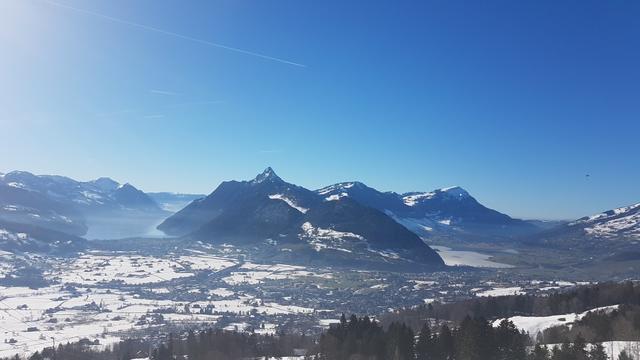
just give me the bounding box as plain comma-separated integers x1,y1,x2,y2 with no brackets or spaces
158,167,319,238
402,186,470,206
158,168,445,267
494,305,619,338
0,171,169,239
0,219,86,254
569,203,640,240
0,183,87,236
1,171,162,213
268,194,309,213
533,202,640,249
316,182,537,241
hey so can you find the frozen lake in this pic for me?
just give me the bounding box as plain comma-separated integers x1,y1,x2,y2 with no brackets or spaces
431,245,514,268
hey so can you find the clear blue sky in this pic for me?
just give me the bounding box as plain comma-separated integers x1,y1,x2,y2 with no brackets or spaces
1,0,639,220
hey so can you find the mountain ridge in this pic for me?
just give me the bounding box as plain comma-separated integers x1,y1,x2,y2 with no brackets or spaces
0,170,169,239
316,180,537,241
0,218,87,254
158,168,445,267
530,202,640,249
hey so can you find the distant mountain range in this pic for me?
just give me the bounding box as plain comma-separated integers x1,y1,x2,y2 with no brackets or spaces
0,171,191,240
316,181,538,242
0,218,86,254
156,168,637,266
531,202,640,250
0,180,87,236
570,203,640,239
3,168,638,264
158,168,445,267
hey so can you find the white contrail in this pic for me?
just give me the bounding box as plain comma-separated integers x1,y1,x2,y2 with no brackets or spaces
150,89,180,96
39,0,307,68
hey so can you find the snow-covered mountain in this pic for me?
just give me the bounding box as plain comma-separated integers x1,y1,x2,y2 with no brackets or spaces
158,167,319,237
0,171,159,212
0,182,87,236
0,219,86,254
531,202,640,249
316,182,537,241
158,168,444,267
568,203,640,240
0,171,169,239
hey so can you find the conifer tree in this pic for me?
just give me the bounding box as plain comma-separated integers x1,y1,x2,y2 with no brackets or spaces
573,333,589,360
588,343,608,360
416,322,432,360
529,344,550,360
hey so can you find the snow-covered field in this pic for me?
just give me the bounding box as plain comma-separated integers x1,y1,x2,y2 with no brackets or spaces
0,286,154,358
0,242,606,359
51,253,195,285
475,286,524,297
222,262,331,285
494,305,619,337
176,253,236,271
0,249,324,358
493,305,640,358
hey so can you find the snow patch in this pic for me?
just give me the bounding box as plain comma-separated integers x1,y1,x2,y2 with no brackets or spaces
325,192,348,201
402,192,436,206
268,194,308,213
316,183,355,195
475,286,524,297
494,305,619,337
402,186,469,206
300,222,364,253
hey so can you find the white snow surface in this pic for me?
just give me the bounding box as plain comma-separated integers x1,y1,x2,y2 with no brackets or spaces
571,203,640,225
325,192,349,201
584,211,640,239
268,194,309,213
402,186,469,206
51,253,195,285
570,203,640,239
316,183,355,195
402,192,437,206
0,229,29,243
475,286,524,297
495,305,619,338
0,249,326,358
432,246,513,268
299,222,364,253
177,253,236,271
222,261,332,285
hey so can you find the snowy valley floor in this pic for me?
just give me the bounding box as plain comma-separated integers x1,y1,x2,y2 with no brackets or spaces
0,239,635,358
